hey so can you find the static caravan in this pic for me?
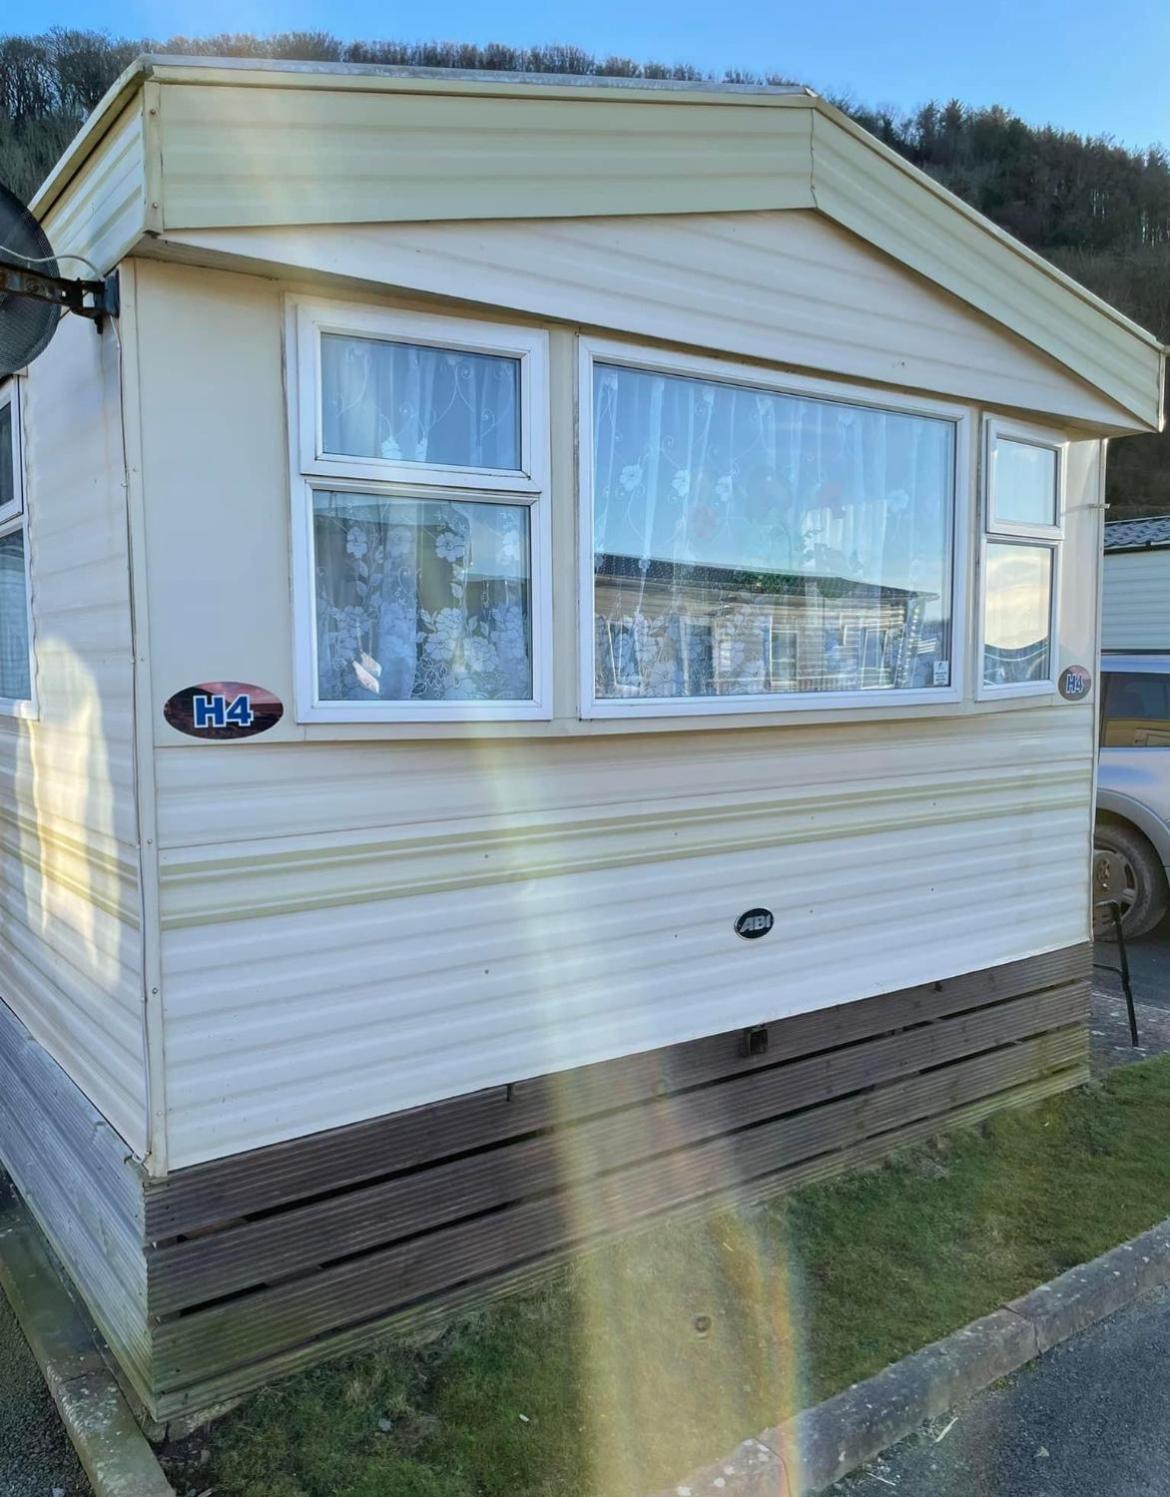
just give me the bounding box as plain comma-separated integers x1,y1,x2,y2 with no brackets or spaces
1103,515,1170,650
0,56,1163,1420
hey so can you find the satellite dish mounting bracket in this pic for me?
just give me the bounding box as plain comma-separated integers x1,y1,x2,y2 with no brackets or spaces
0,263,119,334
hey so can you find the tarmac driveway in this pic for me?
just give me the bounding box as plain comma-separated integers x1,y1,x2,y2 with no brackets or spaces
0,1278,88,1496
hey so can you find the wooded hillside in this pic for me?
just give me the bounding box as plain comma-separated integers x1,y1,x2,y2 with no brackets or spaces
2,29,1167,514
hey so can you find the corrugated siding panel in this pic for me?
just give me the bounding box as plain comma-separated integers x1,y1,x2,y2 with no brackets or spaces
41,97,147,274
0,998,150,1388
155,81,813,228
163,212,1136,430
157,707,1093,1166
5,312,147,1154
808,111,1163,432
1102,550,1170,650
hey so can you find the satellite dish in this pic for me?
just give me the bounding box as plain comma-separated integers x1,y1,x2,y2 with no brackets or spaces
0,182,119,377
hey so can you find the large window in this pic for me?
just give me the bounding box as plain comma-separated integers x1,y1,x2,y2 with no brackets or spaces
290,301,550,721
979,418,1064,697
580,344,962,716
0,381,31,708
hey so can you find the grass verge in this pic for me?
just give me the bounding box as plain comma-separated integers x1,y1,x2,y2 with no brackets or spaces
165,1057,1170,1497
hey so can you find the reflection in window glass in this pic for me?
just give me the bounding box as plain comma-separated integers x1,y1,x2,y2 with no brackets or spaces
0,529,29,701
982,542,1052,686
320,335,521,471
590,364,955,701
1102,672,1170,747
0,399,12,511
312,491,531,704
993,438,1057,528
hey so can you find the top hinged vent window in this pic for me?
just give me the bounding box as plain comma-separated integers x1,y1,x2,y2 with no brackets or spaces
986,425,1063,537
0,383,21,528
297,303,544,493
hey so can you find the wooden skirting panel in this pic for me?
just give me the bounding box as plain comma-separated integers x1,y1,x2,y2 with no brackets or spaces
142,944,1090,1416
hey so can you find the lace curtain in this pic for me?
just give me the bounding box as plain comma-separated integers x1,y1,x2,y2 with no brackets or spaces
314,493,531,703
313,336,531,705
321,335,521,471
591,364,953,699
0,530,29,701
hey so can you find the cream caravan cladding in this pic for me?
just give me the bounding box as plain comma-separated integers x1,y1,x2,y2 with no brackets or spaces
14,57,1159,1179
1103,518,1170,651
128,256,1105,1170
0,312,146,1155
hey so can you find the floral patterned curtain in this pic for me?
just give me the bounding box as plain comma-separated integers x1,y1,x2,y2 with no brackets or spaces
591,364,953,700
313,493,531,704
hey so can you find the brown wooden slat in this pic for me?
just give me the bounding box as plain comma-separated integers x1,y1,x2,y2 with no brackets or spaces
148,1061,1086,1419
148,979,1088,1314
146,944,1091,1237
153,1026,1084,1386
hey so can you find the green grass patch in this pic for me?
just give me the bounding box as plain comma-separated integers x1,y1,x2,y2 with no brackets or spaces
173,1059,1170,1497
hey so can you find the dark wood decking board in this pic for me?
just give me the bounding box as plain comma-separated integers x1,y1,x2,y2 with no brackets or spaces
145,944,1091,1239
149,1063,1084,1420
152,1024,1086,1386
148,978,1088,1315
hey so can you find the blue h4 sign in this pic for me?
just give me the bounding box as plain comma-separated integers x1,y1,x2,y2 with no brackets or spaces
192,692,254,730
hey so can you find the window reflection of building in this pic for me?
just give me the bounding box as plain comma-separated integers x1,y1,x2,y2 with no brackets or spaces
593,553,937,699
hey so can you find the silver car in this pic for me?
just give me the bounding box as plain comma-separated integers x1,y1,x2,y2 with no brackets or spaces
1097,652,1170,936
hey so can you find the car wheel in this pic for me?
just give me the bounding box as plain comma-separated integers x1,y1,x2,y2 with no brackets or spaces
1094,820,1169,940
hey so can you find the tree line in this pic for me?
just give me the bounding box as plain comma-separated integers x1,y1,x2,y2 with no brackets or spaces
2,29,1168,514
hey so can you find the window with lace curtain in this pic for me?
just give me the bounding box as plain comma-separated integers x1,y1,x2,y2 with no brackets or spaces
579,342,965,718
0,381,32,709
289,300,551,722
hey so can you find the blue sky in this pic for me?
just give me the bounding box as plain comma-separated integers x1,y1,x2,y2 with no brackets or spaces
27,0,1170,149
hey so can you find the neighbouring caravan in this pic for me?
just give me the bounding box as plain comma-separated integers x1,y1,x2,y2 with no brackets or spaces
0,56,1164,1420
1103,515,1170,649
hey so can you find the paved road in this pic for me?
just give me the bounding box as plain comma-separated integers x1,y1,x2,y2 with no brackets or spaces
831,917,1170,1497
832,1284,1170,1496
1091,910,1170,1068
0,1290,89,1497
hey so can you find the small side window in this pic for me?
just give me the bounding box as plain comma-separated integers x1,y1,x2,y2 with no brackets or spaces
0,381,31,708
979,417,1065,698
1102,672,1170,748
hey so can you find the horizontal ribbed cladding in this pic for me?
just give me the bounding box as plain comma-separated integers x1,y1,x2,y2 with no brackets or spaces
6,308,147,1153
156,707,1093,1168
1102,551,1170,650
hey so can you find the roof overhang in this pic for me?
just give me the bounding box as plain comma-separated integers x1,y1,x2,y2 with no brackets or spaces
29,55,1167,434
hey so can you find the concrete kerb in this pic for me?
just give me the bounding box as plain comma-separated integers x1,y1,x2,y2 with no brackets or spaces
654,1217,1170,1497
0,1178,174,1497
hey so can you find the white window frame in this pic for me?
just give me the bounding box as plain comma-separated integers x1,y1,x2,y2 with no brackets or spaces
287,297,552,723
0,379,35,719
977,415,1066,702
577,337,970,720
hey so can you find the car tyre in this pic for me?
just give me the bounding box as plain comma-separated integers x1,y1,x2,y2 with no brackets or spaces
1095,819,1170,940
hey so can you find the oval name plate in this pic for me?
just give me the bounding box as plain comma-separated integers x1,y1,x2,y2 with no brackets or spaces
164,681,284,740
1058,664,1092,701
735,908,774,940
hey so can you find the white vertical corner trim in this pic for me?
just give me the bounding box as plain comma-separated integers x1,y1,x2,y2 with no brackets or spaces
976,413,1068,703
118,263,169,1176
576,335,972,720
284,295,553,723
